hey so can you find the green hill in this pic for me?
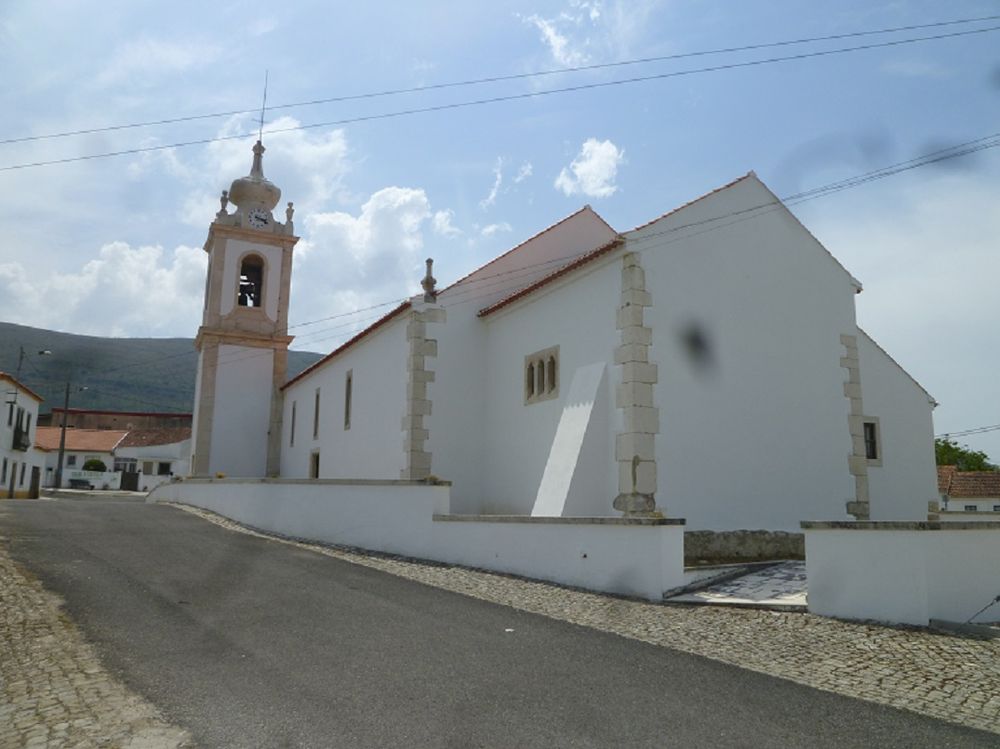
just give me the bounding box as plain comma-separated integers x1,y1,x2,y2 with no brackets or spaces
0,322,324,414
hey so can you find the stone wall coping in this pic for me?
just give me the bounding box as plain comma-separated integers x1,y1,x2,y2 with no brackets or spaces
433,513,685,526
178,477,452,488
801,520,1000,531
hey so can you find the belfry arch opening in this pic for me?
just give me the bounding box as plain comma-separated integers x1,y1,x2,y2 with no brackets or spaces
238,254,265,308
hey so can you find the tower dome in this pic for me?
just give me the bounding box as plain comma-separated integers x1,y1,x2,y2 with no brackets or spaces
228,140,281,211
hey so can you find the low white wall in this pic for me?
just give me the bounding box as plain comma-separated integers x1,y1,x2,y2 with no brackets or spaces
803,521,1000,626
148,480,685,600
433,516,685,600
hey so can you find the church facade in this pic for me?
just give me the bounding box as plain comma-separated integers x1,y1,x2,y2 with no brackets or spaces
191,147,939,533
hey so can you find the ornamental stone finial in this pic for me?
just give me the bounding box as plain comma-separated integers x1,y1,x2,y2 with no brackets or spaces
250,140,265,179
217,189,229,217
421,258,437,303
286,202,294,223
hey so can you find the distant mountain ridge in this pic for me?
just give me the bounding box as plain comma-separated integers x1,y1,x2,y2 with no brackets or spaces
0,322,324,414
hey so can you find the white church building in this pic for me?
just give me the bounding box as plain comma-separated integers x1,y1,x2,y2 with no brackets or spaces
187,141,939,535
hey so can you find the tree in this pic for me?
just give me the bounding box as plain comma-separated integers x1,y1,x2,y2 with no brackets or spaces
935,438,997,471
82,458,107,472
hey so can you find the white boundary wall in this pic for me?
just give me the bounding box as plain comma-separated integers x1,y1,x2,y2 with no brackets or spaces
803,521,1000,625
148,479,685,600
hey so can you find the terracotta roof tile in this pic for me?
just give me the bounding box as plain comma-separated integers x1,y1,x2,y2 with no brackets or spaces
937,465,957,495
941,468,1000,499
118,427,192,448
34,427,128,453
478,238,624,317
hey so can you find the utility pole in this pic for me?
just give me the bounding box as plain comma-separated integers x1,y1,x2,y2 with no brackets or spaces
53,382,70,490
52,381,85,490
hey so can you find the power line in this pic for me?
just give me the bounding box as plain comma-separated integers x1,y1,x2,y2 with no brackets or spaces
937,424,1000,439
52,125,1000,390
4,14,997,149
4,24,999,173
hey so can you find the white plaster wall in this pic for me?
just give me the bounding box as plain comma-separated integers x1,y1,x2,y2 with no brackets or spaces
147,479,685,600
479,258,622,515
805,526,1000,625
856,332,937,520
281,317,408,479
117,440,192,490
423,300,487,513
209,344,274,478
220,238,283,320
428,209,618,513
630,176,858,531
189,353,204,470
1,393,44,494
454,207,618,311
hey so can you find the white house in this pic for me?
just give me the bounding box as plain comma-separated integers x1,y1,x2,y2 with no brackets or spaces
114,427,192,491
1,372,45,498
186,143,939,535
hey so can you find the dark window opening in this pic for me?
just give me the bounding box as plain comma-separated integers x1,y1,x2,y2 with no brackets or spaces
290,401,297,447
157,462,171,476
309,452,320,479
344,371,353,430
313,388,321,439
863,422,878,460
238,255,264,308
67,455,77,467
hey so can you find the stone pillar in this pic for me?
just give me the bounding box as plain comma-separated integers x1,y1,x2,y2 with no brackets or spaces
613,252,660,516
401,260,446,480
840,333,870,520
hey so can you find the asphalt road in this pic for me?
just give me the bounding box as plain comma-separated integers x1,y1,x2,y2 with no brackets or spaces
3,495,996,749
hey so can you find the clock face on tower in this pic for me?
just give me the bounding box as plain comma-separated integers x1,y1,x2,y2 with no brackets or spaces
246,207,270,229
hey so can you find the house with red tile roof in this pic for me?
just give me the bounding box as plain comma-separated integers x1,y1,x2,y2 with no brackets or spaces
1,371,45,498
269,172,939,532
938,465,1000,515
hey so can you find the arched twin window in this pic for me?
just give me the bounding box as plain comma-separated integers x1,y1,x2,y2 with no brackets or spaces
524,346,559,404
238,254,265,308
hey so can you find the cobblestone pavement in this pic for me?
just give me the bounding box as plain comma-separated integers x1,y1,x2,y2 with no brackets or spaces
171,503,1000,736
0,532,191,749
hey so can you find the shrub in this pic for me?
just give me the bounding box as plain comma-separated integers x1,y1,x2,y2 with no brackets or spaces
82,459,107,472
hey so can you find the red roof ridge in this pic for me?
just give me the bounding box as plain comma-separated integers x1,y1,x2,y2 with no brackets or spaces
282,301,412,390
626,172,756,233
441,205,610,294
478,237,624,317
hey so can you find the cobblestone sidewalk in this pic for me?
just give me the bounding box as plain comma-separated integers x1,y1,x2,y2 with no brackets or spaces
172,503,1000,736
0,534,191,749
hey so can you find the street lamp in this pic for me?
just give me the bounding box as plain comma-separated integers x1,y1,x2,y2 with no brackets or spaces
53,383,88,490
14,346,52,382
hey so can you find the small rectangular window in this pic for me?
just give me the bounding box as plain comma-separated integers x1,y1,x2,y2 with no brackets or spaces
964,505,977,512
309,451,320,479
344,370,353,430
993,505,1000,513
1,457,6,483
290,400,297,447
863,422,878,460
19,463,26,485
313,388,321,440
67,455,77,467
143,461,154,474
158,462,170,476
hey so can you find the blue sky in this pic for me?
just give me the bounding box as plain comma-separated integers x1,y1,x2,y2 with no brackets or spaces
1,0,999,458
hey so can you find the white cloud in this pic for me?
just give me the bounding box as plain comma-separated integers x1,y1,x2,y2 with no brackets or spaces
521,1,661,67
523,13,588,67
514,162,533,183
433,209,462,237
803,172,1000,461
480,222,512,237
881,60,951,80
96,37,221,87
554,138,624,198
0,242,206,337
291,187,433,335
480,157,503,209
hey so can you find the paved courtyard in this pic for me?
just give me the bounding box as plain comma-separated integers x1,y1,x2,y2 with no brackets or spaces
2,497,999,746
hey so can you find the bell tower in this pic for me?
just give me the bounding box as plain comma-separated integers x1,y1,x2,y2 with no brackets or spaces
190,140,298,477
